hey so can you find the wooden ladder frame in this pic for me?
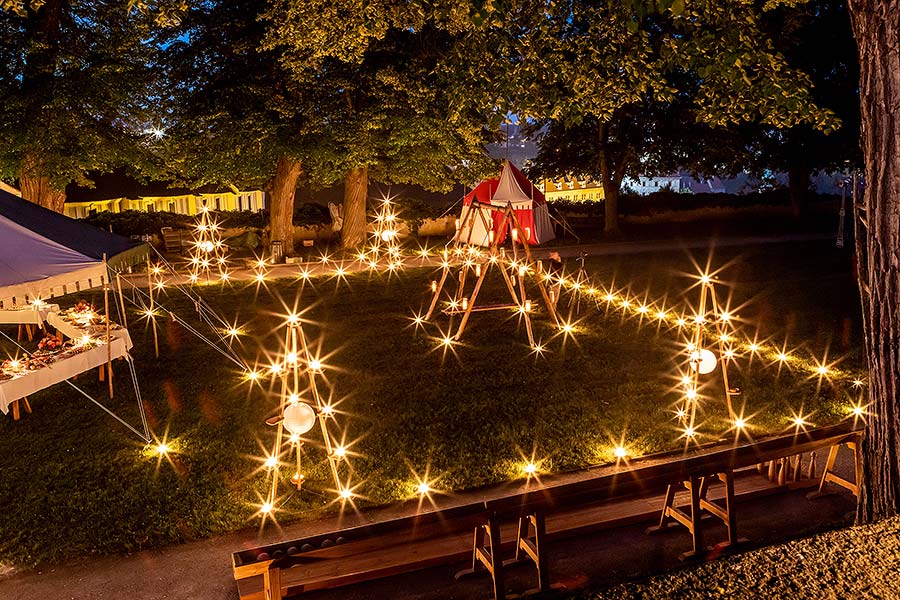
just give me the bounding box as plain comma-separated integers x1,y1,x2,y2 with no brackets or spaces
681,278,739,431
646,470,743,560
427,200,559,345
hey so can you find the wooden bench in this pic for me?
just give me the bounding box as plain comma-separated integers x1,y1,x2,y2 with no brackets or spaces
232,421,863,600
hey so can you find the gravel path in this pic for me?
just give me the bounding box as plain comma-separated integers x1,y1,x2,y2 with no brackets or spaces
582,515,900,600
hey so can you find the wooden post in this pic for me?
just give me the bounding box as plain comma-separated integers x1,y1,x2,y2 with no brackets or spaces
263,564,283,600
115,271,128,329
103,255,113,399
147,259,159,358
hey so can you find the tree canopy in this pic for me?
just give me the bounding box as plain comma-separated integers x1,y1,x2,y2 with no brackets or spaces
521,0,841,231
0,0,166,211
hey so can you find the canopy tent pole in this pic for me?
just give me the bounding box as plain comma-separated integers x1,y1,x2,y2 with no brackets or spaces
103,254,114,399
115,270,128,329
147,258,159,358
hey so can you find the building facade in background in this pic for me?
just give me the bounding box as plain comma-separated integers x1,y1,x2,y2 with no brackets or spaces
537,177,605,202
63,189,266,219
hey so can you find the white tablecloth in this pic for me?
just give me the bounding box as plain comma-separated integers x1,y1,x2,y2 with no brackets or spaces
0,332,132,414
46,312,133,350
0,304,60,326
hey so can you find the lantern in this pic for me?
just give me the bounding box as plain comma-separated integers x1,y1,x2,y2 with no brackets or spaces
283,402,316,435
691,349,718,375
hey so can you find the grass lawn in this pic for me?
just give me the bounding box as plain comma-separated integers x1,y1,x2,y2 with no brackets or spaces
0,240,866,567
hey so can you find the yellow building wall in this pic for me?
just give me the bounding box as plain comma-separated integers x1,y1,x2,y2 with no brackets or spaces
64,190,266,218
539,178,605,203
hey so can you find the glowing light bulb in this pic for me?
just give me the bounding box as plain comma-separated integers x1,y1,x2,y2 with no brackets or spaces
700,275,711,284
333,446,347,458
684,426,696,437
308,359,322,371
748,343,759,352
852,379,864,387
289,433,300,444
340,488,353,500
777,353,790,362
605,293,616,302
720,312,732,322
260,502,273,514
246,370,260,381
524,462,537,475
852,405,864,417
560,323,574,334
676,409,686,419
686,388,698,400
656,311,668,320
227,328,240,337
442,336,453,347
681,375,692,386
286,352,298,364
265,456,277,468
637,305,649,314
532,344,544,354
288,393,299,404
321,404,334,416
156,443,169,455
734,418,746,429
255,272,266,283
816,365,829,375
792,417,807,427
417,482,430,495
676,318,687,327
614,446,627,459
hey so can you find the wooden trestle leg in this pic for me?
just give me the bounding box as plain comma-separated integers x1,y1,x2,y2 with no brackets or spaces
503,511,553,595
455,516,505,600
808,436,863,500
646,471,744,560
263,564,283,600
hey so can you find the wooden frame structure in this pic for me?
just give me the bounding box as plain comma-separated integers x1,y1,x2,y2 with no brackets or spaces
264,317,342,507
681,276,739,430
232,422,863,600
425,200,559,346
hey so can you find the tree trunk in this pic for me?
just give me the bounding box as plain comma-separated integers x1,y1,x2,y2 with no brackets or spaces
270,156,303,257
848,0,900,523
597,122,620,234
342,166,368,248
19,162,66,212
787,163,809,218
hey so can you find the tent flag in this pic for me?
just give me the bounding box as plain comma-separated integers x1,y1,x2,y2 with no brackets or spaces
455,160,555,246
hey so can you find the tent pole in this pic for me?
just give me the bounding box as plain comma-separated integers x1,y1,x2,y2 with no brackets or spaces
147,258,159,358
115,270,128,329
103,254,114,399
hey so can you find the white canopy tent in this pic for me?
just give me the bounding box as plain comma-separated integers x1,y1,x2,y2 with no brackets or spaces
0,212,108,307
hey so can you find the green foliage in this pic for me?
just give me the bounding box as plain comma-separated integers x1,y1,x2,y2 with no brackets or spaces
389,196,443,236
81,210,191,237
522,0,844,226
0,1,166,191
263,1,499,190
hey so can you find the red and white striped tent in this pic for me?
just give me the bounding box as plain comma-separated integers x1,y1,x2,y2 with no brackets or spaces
455,161,555,247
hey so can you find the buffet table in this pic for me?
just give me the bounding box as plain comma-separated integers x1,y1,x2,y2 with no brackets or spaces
0,304,59,325
0,331,132,415
46,311,133,349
